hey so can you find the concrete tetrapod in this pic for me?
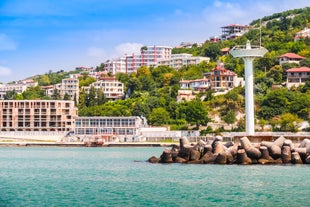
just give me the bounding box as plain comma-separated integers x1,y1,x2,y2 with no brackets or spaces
240,137,261,159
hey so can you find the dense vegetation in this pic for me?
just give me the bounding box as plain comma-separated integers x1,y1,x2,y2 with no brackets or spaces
5,7,310,132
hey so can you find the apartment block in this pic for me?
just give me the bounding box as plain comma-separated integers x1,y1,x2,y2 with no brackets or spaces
104,46,172,74
158,54,210,69
82,77,124,100
43,78,79,102
0,100,77,132
0,81,38,99
205,63,244,91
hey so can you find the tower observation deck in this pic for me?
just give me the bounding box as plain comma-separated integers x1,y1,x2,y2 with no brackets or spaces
230,40,268,136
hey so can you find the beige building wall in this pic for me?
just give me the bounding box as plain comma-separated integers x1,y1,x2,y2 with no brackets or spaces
0,100,77,132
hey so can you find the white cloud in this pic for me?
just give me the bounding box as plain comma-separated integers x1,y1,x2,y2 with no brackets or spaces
0,66,12,76
0,34,17,51
87,47,106,58
114,42,143,57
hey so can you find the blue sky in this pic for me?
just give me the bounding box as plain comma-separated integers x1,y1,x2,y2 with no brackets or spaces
0,0,310,83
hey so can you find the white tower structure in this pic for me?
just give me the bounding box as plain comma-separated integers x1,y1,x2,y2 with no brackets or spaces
230,40,268,135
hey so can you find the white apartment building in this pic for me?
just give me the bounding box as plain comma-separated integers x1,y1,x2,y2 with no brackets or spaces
82,77,124,100
104,46,172,74
0,81,38,99
44,78,79,102
158,54,210,69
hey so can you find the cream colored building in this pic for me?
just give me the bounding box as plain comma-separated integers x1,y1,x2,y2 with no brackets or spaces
0,100,77,132
157,54,210,69
83,77,124,100
0,81,38,99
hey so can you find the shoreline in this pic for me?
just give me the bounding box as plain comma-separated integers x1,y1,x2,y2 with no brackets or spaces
0,141,173,147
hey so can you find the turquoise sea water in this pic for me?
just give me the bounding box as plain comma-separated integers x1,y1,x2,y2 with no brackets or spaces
0,147,309,207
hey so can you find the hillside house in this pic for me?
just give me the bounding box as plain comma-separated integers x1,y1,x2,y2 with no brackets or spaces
286,67,310,88
279,53,304,65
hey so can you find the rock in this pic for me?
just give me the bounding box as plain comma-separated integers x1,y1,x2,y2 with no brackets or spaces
291,152,303,164
148,156,160,163
190,149,201,161
213,141,225,154
292,148,307,161
261,141,273,148
225,150,234,164
260,146,271,160
178,147,191,161
175,156,188,163
203,145,213,155
200,151,217,164
240,137,261,159
199,139,207,147
269,144,282,159
180,137,191,149
305,155,310,164
224,141,234,148
215,152,227,164
273,136,286,148
237,149,252,165
299,139,310,148
258,158,271,165
159,148,173,163
281,146,291,164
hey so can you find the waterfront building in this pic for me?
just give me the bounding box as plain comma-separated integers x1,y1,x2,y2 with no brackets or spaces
82,77,124,100
221,24,249,40
204,63,244,91
0,80,38,99
286,67,310,88
157,54,210,69
0,100,77,132
279,53,304,65
74,116,144,142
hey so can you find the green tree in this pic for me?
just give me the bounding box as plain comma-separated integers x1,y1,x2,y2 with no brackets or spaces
222,110,236,127
266,65,283,83
4,90,17,100
52,89,61,100
63,93,71,100
185,99,210,129
148,107,170,126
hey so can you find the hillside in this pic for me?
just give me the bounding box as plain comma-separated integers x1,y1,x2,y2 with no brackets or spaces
4,7,310,133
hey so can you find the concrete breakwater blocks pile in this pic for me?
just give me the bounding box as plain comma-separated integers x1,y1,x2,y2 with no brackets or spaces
148,136,310,165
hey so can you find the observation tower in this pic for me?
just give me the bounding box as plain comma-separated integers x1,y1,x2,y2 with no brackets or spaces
230,40,268,135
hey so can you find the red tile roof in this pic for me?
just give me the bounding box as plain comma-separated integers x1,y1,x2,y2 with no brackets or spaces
279,53,305,59
286,67,310,72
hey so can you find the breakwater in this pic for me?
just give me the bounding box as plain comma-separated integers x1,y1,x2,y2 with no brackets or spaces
148,136,310,164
